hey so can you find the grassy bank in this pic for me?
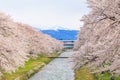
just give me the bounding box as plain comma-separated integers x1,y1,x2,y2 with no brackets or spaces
94,72,120,80
75,67,120,80
75,67,94,80
1,52,60,80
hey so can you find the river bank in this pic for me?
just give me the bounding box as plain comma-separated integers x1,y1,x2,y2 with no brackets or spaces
1,52,61,80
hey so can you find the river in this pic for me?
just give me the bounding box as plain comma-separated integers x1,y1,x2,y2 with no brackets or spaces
29,50,75,80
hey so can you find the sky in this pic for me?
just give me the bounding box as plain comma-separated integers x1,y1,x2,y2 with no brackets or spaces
0,0,90,30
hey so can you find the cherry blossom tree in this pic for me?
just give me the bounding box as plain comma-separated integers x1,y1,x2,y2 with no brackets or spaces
74,0,120,75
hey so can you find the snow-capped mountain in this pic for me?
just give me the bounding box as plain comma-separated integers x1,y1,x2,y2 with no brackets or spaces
49,26,69,30
33,26,79,40
33,25,77,30
40,29,79,40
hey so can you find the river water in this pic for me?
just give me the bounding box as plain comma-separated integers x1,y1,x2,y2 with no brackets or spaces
29,51,75,80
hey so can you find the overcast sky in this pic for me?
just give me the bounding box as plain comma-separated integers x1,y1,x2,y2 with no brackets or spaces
0,0,90,30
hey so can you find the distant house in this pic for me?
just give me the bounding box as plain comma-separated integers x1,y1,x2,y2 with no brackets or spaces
61,40,76,49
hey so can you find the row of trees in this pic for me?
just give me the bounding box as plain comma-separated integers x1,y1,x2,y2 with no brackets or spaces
0,12,63,77
74,0,120,75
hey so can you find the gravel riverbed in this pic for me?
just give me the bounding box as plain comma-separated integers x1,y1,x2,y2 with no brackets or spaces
29,51,75,80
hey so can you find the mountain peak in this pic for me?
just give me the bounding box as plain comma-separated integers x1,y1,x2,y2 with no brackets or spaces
41,29,79,40
51,26,69,30
32,26,74,30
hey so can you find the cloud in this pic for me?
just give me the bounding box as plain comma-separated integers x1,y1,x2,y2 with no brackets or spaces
0,0,90,30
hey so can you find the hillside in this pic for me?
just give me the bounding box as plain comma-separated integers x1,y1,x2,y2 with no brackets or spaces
73,0,120,75
0,12,63,77
41,30,79,40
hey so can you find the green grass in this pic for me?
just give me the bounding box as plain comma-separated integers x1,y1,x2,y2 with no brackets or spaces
2,52,60,80
94,72,120,80
75,67,95,80
75,67,120,80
